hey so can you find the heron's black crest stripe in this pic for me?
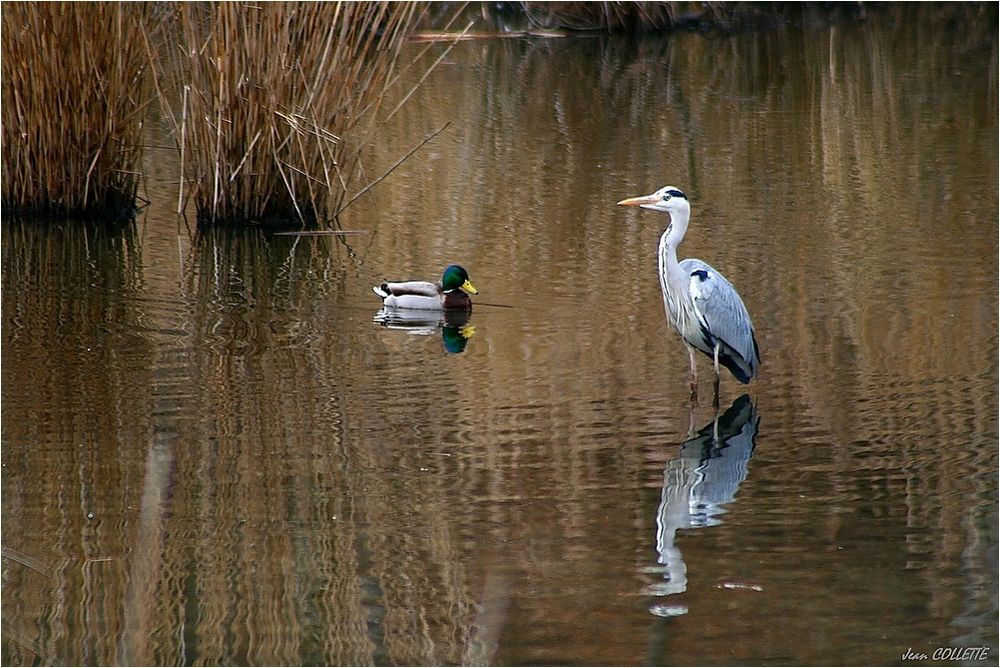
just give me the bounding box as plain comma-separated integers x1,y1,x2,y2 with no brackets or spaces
665,188,686,199
691,269,709,282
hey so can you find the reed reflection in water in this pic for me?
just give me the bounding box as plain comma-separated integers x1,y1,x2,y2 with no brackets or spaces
3,5,997,666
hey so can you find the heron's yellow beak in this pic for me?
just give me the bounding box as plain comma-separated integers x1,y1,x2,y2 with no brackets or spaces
616,194,659,207
461,279,478,295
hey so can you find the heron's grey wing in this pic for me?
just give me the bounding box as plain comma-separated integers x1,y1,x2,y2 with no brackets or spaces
679,259,760,381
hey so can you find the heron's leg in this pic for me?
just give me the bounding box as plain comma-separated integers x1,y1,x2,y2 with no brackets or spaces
687,345,699,406
712,343,721,409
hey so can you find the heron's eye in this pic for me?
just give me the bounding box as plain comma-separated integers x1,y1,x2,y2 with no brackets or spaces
661,194,670,201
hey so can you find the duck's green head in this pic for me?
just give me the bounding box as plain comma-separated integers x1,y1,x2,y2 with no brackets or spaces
441,265,478,295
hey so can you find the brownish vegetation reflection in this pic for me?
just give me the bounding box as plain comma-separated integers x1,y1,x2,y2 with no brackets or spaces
1,5,996,666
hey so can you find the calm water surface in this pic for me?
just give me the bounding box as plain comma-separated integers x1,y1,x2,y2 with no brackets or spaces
3,7,997,666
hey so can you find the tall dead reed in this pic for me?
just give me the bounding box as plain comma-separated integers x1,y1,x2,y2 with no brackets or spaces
149,3,419,227
2,3,150,221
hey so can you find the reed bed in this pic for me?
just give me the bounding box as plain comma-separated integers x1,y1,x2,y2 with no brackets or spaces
150,2,419,227
2,3,151,221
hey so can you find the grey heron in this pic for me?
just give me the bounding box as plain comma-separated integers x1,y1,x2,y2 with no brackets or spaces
617,186,759,406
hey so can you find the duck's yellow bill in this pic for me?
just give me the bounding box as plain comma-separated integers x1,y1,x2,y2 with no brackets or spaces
461,279,479,295
459,324,476,339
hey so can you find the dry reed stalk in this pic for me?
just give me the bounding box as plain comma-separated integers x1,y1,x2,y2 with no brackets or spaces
149,2,420,227
1,2,151,221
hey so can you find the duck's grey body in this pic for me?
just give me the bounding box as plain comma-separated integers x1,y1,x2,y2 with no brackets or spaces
372,265,478,312
374,280,469,311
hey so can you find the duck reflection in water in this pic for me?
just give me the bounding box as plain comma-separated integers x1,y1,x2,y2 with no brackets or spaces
373,308,476,354
647,394,759,616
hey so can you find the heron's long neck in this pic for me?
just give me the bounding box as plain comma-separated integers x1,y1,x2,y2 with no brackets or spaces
657,209,695,333
658,210,690,292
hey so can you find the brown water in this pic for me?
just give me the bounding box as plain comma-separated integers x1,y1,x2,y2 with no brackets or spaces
3,7,998,666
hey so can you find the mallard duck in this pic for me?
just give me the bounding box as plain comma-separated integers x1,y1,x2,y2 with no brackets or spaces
372,264,478,311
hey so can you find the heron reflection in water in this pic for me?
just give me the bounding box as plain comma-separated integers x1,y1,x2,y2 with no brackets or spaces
647,395,759,616
373,308,476,355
